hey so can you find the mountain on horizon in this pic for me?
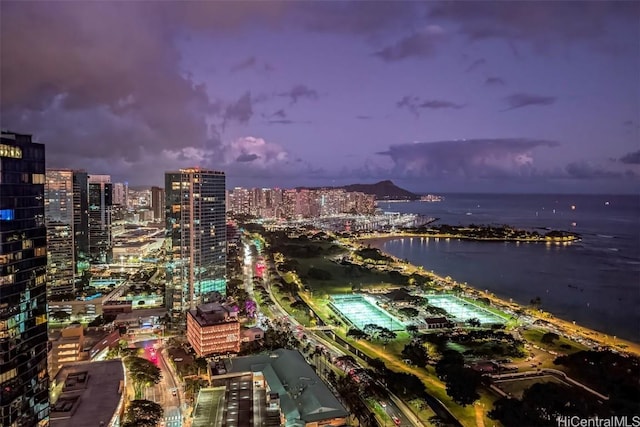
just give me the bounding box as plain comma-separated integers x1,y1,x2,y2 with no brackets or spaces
337,180,419,200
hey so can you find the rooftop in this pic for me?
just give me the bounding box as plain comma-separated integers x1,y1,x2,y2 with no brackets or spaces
50,360,124,427
221,349,348,424
189,302,238,327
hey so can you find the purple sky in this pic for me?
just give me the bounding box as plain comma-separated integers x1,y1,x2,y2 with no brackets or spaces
1,1,639,193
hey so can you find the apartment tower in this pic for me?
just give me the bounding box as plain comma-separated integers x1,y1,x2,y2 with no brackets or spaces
165,168,226,314
44,169,89,297
0,130,50,426
87,174,113,263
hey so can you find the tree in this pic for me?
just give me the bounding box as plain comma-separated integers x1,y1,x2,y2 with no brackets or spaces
406,324,420,337
530,296,542,309
466,318,481,328
346,328,368,340
124,357,162,399
122,399,164,427
444,366,482,406
398,307,420,318
51,310,71,322
541,332,560,344
401,341,429,368
378,327,397,344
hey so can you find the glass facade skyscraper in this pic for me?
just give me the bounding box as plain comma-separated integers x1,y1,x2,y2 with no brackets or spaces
87,175,112,263
44,169,89,297
165,168,226,314
0,131,49,427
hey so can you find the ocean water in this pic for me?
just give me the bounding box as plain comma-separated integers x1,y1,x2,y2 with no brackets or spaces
375,194,640,342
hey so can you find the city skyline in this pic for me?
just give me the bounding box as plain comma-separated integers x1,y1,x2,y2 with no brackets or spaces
1,2,639,194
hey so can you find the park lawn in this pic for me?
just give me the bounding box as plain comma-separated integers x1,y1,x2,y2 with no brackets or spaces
522,328,588,354
406,399,438,424
293,254,399,295
270,286,312,326
493,375,567,399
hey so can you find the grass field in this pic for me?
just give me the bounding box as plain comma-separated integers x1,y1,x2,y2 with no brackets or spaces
522,328,588,354
294,253,398,296
494,375,569,399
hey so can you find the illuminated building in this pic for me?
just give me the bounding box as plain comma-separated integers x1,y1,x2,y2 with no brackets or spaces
88,175,113,263
186,302,240,357
150,186,165,222
48,324,87,380
0,130,50,426
165,168,227,313
45,169,89,296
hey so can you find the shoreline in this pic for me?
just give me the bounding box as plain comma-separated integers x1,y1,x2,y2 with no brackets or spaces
356,234,640,356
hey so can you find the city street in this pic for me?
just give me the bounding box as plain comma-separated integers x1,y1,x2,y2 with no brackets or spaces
135,339,183,427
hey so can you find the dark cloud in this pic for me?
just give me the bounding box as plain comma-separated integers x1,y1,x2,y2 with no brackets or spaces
397,96,465,117
619,150,640,165
230,56,274,73
278,84,319,104
465,58,486,73
428,2,639,54
377,138,559,179
223,92,254,128
298,2,425,35
0,2,219,166
485,77,506,86
565,161,630,179
503,93,556,111
268,119,310,125
373,26,447,62
421,100,465,109
236,153,259,162
230,56,256,73
271,109,287,119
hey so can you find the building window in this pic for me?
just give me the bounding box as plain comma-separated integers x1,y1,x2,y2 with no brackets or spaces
0,209,14,220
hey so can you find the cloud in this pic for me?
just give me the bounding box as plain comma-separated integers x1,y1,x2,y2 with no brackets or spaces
377,138,559,179
428,2,639,55
485,77,506,86
222,92,254,128
373,25,447,62
278,84,319,104
1,2,219,165
298,2,425,35
271,109,287,119
230,56,256,73
421,100,465,109
503,93,556,111
564,161,632,179
465,58,486,73
229,56,274,73
397,96,465,117
236,153,259,162
619,150,640,165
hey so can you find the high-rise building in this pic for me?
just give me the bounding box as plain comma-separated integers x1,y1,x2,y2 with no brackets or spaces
165,168,226,313
111,182,128,207
150,186,165,222
0,130,50,426
88,175,113,263
186,302,240,357
45,169,89,296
